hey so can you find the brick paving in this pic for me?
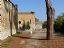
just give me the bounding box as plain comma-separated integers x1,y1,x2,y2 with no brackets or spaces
1,32,64,48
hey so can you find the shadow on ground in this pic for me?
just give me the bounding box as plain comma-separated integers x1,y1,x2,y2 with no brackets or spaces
12,35,47,40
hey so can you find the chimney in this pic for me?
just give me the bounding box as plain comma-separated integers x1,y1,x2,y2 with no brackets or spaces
31,11,35,14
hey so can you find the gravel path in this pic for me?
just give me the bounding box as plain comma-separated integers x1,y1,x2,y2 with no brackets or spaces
1,32,64,48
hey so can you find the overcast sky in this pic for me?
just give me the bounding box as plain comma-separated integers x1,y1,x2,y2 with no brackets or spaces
11,0,64,21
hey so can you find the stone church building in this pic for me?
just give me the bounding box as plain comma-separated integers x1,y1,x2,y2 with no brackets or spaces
0,0,18,40
18,12,36,31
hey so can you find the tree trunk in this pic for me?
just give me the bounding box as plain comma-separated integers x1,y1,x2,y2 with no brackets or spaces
45,0,55,40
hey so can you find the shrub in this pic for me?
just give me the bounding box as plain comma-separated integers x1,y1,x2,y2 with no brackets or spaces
42,21,47,28
25,21,30,30
22,22,25,30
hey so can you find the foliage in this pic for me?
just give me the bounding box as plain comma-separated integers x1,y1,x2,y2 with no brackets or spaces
54,13,64,34
42,21,47,28
16,31,20,34
42,13,64,34
22,22,25,30
25,21,30,29
61,20,64,33
21,21,30,30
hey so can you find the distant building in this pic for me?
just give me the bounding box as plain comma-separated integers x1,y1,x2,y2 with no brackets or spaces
0,0,18,40
18,12,36,31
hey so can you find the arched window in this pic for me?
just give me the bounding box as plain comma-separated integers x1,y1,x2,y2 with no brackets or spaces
19,21,21,24
0,14,1,16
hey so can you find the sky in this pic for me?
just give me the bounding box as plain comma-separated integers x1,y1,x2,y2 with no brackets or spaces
11,0,64,21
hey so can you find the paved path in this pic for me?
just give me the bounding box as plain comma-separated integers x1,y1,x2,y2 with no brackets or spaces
31,32,46,39
20,31,47,39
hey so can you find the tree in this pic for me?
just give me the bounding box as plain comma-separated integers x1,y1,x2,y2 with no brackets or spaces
61,20,64,34
25,21,30,30
22,21,25,30
55,16,64,32
45,0,55,39
54,14,64,34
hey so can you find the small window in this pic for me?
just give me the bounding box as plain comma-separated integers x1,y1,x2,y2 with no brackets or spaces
19,21,21,24
0,14,1,16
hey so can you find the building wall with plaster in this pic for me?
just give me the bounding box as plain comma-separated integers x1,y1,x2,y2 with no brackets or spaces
18,12,36,31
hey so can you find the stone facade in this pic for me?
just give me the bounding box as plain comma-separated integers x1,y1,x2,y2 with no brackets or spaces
18,12,36,31
0,0,17,40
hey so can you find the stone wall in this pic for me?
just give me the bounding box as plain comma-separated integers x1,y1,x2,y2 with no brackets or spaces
0,0,17,40
18,12,36,31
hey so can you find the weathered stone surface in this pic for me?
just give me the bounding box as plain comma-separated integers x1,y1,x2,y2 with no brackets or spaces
0,0,17,40
18,12,36,31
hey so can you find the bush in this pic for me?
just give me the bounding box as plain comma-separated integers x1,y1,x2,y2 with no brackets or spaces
42,21,47,28
54,13,64,34
25,21,30,29
22,22,25,30
21,21,30,30
60,20,64,34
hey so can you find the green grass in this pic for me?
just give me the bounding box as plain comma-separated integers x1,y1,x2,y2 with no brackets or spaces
13,32,21,36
